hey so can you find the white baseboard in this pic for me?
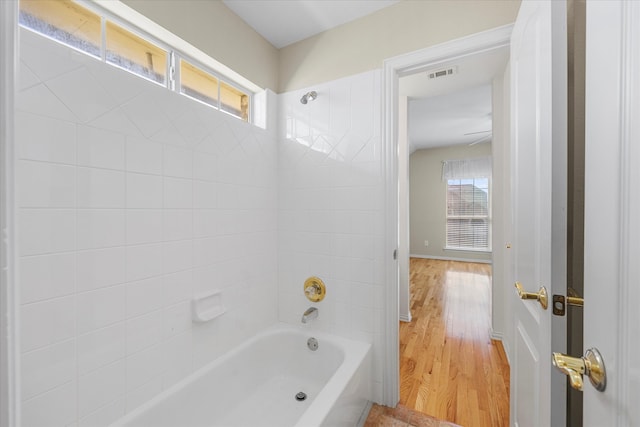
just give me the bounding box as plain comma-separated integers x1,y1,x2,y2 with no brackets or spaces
409,254,492,264
490,328,511,366
489,328,503,341
399,313,412,323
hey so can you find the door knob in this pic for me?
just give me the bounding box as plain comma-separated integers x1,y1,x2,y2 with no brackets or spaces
552,348,606,392
514,282,548,310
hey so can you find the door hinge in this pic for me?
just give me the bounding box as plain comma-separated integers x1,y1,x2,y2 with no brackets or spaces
393,249,397,260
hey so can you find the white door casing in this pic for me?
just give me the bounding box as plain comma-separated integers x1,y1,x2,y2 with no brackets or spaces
583,1,640,425
382,24,513,407
510,0,567,425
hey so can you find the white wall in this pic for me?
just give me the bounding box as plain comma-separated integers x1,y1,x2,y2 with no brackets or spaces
491,63,512,347
277,70,386,402
16,30,278,427
409,142,493,262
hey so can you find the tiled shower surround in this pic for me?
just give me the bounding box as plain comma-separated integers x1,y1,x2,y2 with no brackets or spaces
17,29,385,426
277,70,385,402
17,30,277,426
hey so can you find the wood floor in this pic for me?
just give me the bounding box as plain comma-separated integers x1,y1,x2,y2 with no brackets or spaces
399,258,510,427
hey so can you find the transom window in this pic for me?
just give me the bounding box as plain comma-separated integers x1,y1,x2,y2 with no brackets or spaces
19,0,252,122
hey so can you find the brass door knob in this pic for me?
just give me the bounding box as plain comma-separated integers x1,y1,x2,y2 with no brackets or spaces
552,348,606,392
514,282,548,310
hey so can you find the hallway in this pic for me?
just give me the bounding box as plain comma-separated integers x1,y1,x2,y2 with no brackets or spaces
400,258,510,427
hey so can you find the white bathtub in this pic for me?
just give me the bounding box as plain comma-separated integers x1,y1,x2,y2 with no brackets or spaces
110,324,372,427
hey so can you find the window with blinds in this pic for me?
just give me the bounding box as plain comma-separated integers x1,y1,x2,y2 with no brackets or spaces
446,177,490,251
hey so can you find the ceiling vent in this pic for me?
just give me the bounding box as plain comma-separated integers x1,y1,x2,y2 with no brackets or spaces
427,66,457,80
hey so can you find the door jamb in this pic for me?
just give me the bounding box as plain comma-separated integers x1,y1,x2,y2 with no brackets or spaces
0,1,19,426
381,24,513,406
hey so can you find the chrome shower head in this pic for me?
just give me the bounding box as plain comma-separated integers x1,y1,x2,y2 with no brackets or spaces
300,91,317,104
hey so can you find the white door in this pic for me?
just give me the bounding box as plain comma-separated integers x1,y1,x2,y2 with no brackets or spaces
512,0,638,426
583,0,639,425
510,0,567,425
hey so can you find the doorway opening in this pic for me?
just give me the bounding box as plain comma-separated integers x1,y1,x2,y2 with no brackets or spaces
396,49,509,426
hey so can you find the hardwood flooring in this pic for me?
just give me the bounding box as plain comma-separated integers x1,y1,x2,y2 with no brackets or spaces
399,258,510,427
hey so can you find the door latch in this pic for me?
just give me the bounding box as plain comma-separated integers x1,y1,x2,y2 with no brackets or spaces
552,288,584,316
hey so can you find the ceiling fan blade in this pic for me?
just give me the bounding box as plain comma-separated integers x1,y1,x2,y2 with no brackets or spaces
463,130,492,136
468,134,492,146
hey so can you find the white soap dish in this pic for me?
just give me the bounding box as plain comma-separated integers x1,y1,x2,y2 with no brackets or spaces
191,290,226,323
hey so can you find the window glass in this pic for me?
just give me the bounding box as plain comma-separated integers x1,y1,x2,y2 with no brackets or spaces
220,81,250,122
19,0,101,58
180,60,219,107
106,21,167,85
446,178,490,250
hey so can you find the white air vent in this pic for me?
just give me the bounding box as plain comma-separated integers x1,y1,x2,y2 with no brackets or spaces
427,66,457,79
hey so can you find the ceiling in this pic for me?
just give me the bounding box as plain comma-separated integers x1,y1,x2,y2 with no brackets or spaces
223,0,399,49
401,47,510,152
222,1,509,153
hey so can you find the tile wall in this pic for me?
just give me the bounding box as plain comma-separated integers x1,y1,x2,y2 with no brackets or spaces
277,70,386,402
17,30,278,427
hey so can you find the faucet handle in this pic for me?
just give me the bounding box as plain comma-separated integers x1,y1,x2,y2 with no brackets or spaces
303,277,326,302
305,284,320,298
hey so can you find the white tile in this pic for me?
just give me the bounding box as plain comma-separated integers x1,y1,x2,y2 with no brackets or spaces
193,152,217,181
46,67,118,123
163,145,192,178
163,301,191,339
193,209,218,238
19,61,41,91
193,180,217,209
22,339,76,401
193,238,217,268
162,270,192,306
126,136,162,175
161,331,192,388
163,177,192,209
126,344,164,391
18,161,75,208
88,108,142,139
163,210,193,241
126,210,163,245
19,209,75,256
16,83,77,122
121,93,170,138
21,296,75,353
77,125,126,170
77,322,125,375
20,253,75,304
21,381,77,427
126,276,164,319
16,111,76,164
126,378,162,412
126,310,163,355
76,285,126,334
77,167,126,208
126,173,163,209
20,29,84,82
125,244,162,282
78,398,125,427
76,247,126,293
78,360,125,418
162,241,193,274
85,58,146,105
76,210,126,250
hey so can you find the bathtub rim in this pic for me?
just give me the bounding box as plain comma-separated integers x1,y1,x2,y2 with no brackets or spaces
109,322,371,427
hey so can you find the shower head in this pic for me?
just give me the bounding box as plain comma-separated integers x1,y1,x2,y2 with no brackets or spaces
300,91,317,104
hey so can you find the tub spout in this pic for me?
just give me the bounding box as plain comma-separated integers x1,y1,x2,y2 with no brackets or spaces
301,307,318,323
